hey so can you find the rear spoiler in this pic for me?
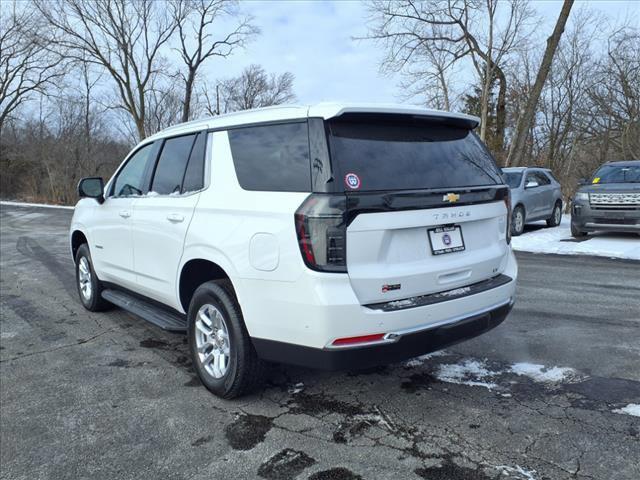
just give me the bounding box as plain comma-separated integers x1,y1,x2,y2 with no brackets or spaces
327,111,479,130
309,103,480,130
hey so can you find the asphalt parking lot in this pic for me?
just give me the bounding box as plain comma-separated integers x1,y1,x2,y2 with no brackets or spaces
1,203,639,480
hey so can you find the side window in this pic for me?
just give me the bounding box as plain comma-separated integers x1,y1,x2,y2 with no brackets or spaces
151,134,196,195
228,122,311,192
535,172,551,185
112,143,154,197
182,132,206,193
525,171,538,186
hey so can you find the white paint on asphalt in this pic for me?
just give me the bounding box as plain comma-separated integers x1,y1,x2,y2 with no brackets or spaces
509,362,580,383
612,404,640,417
0,200,74,210
512,215,640,260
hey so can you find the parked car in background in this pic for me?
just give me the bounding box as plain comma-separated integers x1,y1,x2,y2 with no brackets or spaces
571,160,640,237
70,103,517,398
501,167,564,236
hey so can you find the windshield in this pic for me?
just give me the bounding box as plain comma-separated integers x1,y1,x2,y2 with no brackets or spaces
327,119,503,192
592,165,640,184
502,171,523,189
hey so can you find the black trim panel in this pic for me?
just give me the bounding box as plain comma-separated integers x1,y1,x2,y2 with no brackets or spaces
366,274,513,312
252,302,512,371
343,186,509,226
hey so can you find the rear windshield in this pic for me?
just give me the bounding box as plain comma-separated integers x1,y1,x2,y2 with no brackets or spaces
502,171,523,188
592,164,640,184
327,119,503,192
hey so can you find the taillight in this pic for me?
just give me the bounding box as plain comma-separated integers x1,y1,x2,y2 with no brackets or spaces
504,191,512,244
295,194,347,272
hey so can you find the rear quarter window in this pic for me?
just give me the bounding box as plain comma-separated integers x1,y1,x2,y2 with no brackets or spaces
228,122,311,192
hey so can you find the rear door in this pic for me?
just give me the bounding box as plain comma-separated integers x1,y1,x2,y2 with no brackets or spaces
326,116,509,305
131,132,207,309
523,170,544,218
533,170,554,217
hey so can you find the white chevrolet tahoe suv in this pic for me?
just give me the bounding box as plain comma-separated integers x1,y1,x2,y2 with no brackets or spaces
70,103,517,398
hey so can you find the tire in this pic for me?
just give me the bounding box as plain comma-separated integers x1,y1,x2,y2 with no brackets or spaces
546,201,563,227
187,280,263,399
75,243,111,311
511,206,525,236
571,222,587,238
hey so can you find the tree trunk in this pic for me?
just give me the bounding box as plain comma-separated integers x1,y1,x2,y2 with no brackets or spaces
506,0,574,167
494,66,507,157
182,70,196,123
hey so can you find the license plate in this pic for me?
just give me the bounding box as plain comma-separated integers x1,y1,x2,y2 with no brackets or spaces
428,225,465,255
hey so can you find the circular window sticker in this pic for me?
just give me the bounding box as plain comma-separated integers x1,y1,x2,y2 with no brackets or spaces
344,173,361,190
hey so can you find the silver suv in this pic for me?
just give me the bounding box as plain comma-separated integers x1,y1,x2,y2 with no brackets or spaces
502,167,563,236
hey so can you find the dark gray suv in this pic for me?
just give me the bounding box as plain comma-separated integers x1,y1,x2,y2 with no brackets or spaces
571,160,640,237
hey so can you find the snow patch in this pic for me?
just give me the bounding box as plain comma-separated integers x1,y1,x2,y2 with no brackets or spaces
496,464,538,480
288,382,304,394
512,214,640,260
436,286,471,297
404,350,447,367
612,404,640,417
509,362,580,383
436,359,498,390
387,299,417,309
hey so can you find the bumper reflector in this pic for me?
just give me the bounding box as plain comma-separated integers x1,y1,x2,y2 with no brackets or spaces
332,333,386,346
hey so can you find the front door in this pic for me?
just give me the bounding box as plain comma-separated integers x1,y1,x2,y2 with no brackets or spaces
90,142,155,289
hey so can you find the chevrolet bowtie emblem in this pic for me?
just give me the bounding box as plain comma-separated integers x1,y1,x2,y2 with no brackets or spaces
443,193,460,203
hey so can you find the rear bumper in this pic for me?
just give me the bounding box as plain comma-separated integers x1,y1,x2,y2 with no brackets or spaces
253,301,512,370
571,202,640,232
240,248,517,353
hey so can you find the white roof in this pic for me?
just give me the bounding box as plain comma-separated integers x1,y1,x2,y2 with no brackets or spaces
147,102,480,141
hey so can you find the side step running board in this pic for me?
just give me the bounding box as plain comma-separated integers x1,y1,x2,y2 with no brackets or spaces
101,289,187,333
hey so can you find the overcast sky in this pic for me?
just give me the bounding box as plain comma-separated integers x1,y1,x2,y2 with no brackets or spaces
200,0,639,106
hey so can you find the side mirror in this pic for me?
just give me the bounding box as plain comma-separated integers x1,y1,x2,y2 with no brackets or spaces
525,180,539,189
78,177,104,204
578,178,588,185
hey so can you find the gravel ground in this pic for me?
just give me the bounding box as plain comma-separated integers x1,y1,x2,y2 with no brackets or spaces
1,204,639,480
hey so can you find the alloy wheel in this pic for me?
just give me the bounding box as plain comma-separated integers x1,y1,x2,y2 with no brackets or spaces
514,210,524,233
78,257,92,301
194,304,231,379
554,206,561,224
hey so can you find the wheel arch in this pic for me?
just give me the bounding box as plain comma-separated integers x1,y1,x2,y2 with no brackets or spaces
71,229,89,260
178,257,238,314
513,202,526,216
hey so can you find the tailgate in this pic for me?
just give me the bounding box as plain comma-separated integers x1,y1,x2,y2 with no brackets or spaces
346,201,509,305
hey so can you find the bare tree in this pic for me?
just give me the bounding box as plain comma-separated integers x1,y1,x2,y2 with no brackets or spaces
364,0,535,154
587,27,640,161
171,0,258,122
0,2,64,135
35,0,180,140
219,64,296,113
506,0,574,167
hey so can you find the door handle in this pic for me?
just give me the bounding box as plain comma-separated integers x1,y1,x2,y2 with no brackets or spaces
119,210,131,219
167,213,184,223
